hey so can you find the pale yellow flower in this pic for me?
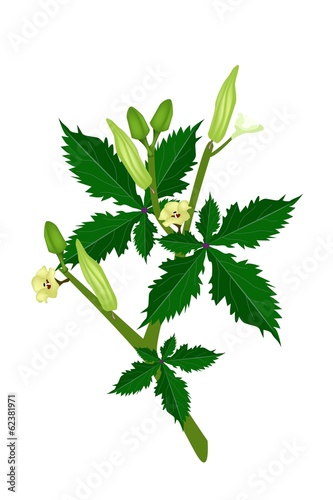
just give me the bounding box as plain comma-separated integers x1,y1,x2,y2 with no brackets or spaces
32,267,59,303
159,201,192,227
232,113,264,139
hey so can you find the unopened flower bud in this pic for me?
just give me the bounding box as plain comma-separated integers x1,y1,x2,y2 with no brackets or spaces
150,99,173,132
127,107,150,140
44,221,67,254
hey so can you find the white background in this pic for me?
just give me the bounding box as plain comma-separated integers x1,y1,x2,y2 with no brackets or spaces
1,0,332,498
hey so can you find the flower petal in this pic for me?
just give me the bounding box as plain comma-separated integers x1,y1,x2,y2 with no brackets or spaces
46,269,59,293
35,266,48,278
32,275,44,292
36,289,49,303
232,113,264,139
162,217,175,227
178,200,191,212
159,202,179,221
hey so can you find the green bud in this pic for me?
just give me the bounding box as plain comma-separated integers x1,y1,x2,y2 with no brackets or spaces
208,65,239,143
44,221,67,254
106,119,152,190
76,240,117,312
127,107,150,140
150,99,173,132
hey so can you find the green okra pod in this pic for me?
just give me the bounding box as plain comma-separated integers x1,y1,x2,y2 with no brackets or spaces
106,119,152,190
208,65,239,143
76,239,117,312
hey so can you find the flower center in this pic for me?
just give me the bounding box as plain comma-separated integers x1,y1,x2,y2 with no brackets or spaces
171,211,181,219
43,279,51,290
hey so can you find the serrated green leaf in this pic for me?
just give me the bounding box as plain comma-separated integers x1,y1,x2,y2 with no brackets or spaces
60,122,142,209
160,334,177,359
137,348,159,363
154,364,190,427
64,211,141,267
159,232,203,255
109,361,159,395
196,195,221,241
141,251,205,327
211,196,300,248
154,123,202,198
166,345,223,372
207,247,281,343
133,214,158,262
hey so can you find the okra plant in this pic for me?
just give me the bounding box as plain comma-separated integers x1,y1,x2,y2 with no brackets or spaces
32,66,300,462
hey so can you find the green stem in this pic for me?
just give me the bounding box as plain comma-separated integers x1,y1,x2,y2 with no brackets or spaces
147,154,172,235
183,415,208,462
151,130,160,150
154,368,208,462
183,141,214,233
57,253,68,272
183,137,232,233
61,268,208,461
60,243,209,459
60,269,144,349
140,138,152,156
143,321,161,350
211,136,232,157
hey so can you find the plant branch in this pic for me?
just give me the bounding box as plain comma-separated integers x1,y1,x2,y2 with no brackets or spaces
154,367,208,462
147,153,173,235
60,269,144,349
143,321,161,350
183,137,232,233
61,267,207,460
55,278,70,286
210,136,232,156
183,141,213,233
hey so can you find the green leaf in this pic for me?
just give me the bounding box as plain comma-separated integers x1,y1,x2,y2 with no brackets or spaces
207,247,281,343
154,365,190,427
154,122,202,198
160,335,177,359
141,251,205,327
166,345,223,372
60,122,142,209
133,214,158,262
109,361,159,395
211,196,301,248
196,195,221,241
137,348,159,363
64,211,141,266
159,232,203,255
